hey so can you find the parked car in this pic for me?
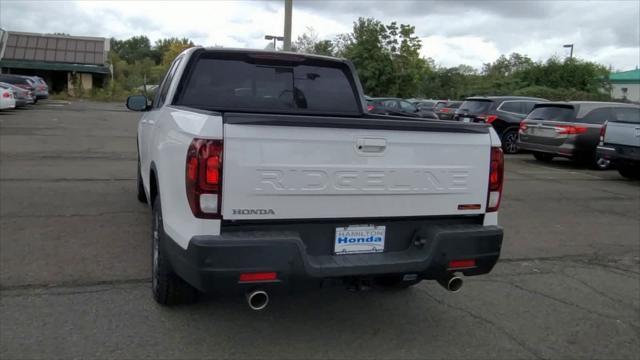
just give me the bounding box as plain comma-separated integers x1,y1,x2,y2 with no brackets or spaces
127,47,504,308
0,82,32,107
435,101,462,120
0,84,16,110
518,102,636,169
410,99,447,112
0,75,36,104
455,96,547,153
367,97,439,119
24,76,49,100
597,105,640,179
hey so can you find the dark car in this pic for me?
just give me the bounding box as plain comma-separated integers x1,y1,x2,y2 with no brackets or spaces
367,97,438,119
410,99,447,112
0,75,37,104
518,102,637,169
455,96,547,153
435,101,462,120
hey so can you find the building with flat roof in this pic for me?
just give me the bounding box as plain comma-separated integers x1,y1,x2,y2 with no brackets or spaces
0,29,110,94
609,69,640,103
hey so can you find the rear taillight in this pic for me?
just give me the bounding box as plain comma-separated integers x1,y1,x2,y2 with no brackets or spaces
186,139,223,219
555,125,587,135
367,104,374,112
599,121,608,145
441,108,450,113
519,121,528,133
2,92,10,98
477,114,498,123
487,147,504,212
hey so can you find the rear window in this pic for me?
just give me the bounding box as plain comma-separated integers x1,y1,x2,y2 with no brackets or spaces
418,101,436,108
174,52,361,115
446,102,462,109
458,100,492,113
611,107,640,124
527,105,575,122
434,102,448,110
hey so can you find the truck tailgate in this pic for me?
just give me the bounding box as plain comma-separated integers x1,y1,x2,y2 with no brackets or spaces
221,114,491,220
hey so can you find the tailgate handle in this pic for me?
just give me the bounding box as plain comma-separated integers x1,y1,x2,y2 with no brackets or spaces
356,138,387,152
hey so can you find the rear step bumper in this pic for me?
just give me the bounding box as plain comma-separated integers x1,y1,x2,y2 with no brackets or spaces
164,224,503,295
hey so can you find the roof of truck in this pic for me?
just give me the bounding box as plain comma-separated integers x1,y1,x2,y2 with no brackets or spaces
198,46,346,62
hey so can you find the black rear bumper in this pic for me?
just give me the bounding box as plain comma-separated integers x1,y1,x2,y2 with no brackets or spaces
598,144,640,164
164,219,503,295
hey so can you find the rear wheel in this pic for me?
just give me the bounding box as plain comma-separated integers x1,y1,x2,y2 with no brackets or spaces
151,197,198,306
533,152,554,162
501,130,519,154
618,165,640,180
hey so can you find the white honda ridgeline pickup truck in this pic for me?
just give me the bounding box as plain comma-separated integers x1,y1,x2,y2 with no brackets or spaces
126,47,504,309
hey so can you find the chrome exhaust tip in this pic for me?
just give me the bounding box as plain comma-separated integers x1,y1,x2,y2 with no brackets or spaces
437,275,463,292
246,290,269,311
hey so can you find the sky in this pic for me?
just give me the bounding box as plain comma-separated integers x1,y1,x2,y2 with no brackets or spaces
1,0,638,71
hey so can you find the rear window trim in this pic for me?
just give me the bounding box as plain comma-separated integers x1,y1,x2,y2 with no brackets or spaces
497,100,539,116
172,49,364,116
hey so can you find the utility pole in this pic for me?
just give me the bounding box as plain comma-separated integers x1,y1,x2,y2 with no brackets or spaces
283,0,292,51
563,44,574,59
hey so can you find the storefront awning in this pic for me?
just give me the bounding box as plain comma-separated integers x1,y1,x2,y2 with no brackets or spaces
0,59,110,74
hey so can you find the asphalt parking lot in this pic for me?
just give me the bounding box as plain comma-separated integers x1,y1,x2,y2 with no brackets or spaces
1,101,639,359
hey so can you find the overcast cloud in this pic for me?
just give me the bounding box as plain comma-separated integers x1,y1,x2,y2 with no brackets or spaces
1,0,638,70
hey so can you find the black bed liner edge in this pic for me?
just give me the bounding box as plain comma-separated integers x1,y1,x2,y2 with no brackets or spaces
223,112,490,134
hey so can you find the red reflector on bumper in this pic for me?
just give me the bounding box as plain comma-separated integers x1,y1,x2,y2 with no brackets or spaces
448,259,476,269
239,272,277,282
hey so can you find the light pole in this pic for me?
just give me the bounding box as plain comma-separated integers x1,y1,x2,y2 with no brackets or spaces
265,35,284,50
563,44,574,59
283,0,292,51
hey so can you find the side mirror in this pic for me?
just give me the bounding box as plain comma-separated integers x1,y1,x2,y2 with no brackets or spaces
126,95,150,111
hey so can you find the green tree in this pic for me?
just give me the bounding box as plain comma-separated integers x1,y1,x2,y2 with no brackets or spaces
111,35,154,64
154,37,195,64
341,18,395,96
292,28,335,56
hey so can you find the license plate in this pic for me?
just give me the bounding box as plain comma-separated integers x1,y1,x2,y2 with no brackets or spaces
460,117,471,123
335,225,386,255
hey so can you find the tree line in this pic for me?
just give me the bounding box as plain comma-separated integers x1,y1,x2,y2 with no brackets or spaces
293,18,612,101
98,17,612,102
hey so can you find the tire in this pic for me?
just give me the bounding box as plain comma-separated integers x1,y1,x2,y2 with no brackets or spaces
136,160,147,203
374,275,422,290
151,197,198,306
501,130,519,154
533,152,554,162
618,165,640,180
